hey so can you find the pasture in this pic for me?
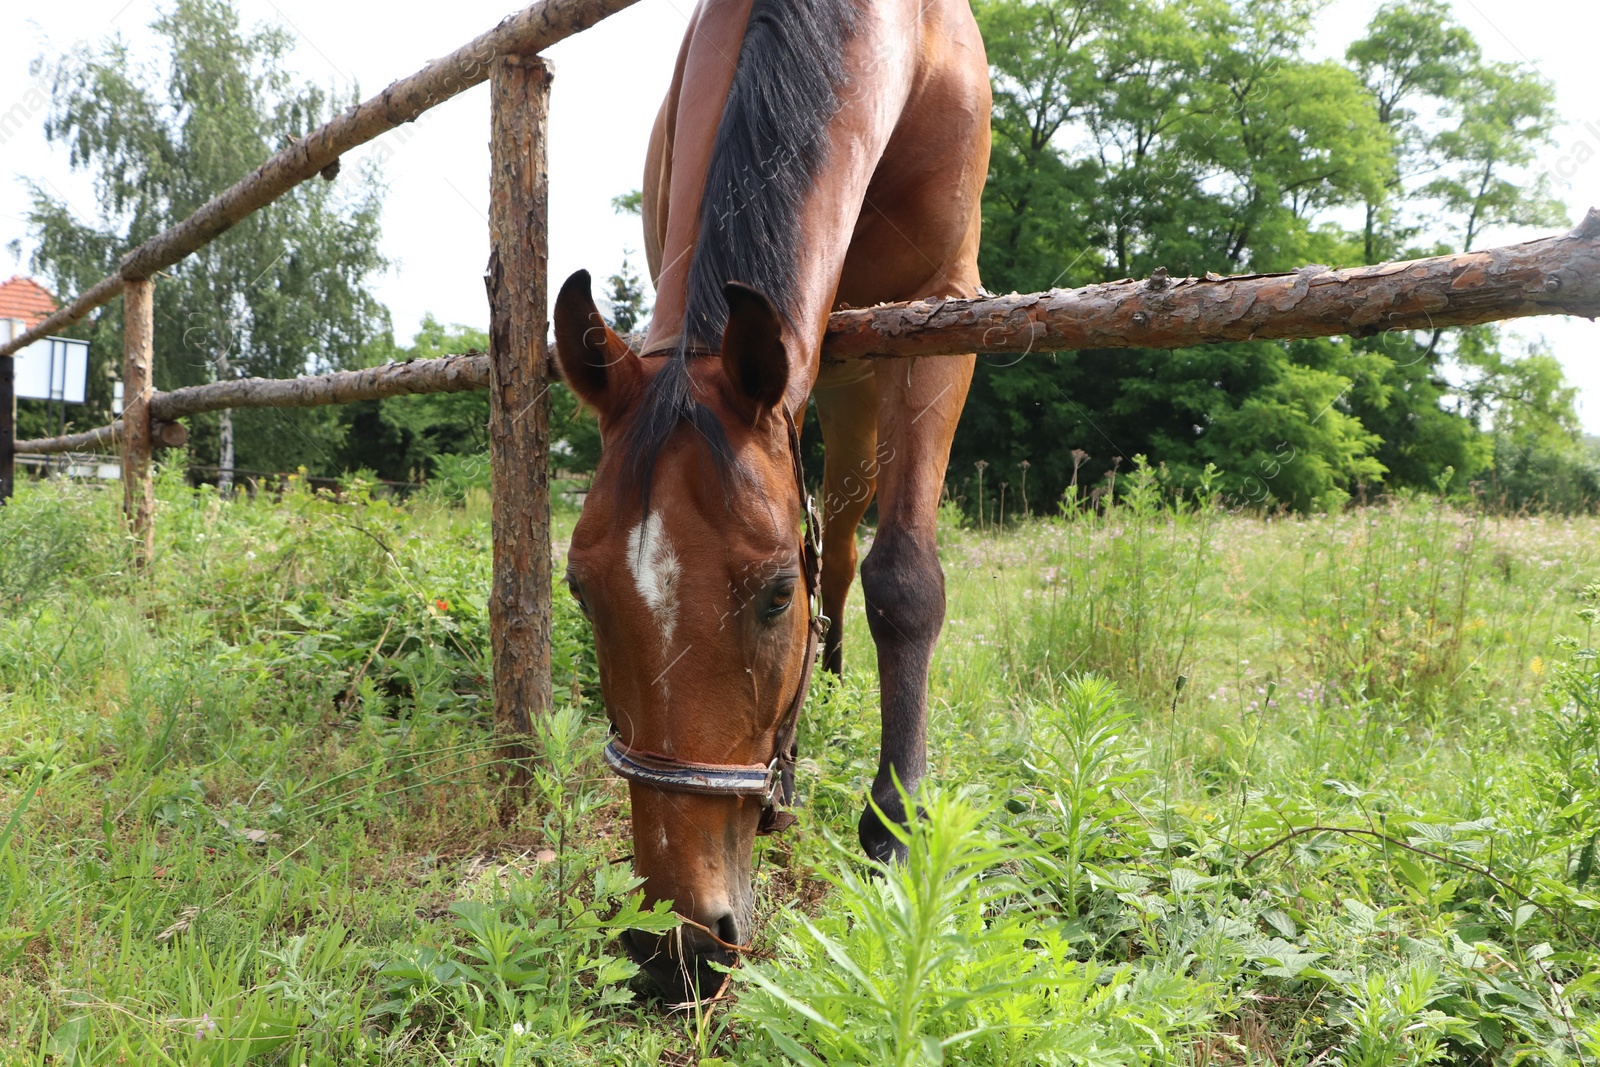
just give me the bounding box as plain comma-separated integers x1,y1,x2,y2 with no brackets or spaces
2,464,1598,1065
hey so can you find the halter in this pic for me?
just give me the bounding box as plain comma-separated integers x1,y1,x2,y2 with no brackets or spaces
601,402,826,836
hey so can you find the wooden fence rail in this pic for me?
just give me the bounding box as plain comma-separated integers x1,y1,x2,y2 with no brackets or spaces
13,208,1600,458
827,209,1600,361
12,354,488,453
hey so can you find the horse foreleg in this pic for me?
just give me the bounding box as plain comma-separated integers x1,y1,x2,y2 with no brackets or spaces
814,371,880,675
857,352,974,864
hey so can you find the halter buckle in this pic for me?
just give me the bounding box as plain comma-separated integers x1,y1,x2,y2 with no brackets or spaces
763,755,782,803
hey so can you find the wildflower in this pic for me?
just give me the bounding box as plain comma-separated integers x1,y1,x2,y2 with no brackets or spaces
512,1022,526,1037
435,598,450,612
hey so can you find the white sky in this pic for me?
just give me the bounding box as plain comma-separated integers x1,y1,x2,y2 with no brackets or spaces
2,0,1597,430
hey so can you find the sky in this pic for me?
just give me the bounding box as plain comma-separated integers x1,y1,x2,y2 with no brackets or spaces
2,0,1597,430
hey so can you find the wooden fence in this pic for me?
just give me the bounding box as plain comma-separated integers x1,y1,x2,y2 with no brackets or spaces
2,0,1598,803
0,0,646,792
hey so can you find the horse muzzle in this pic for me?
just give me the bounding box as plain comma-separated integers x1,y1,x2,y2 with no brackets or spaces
620,911,744,1005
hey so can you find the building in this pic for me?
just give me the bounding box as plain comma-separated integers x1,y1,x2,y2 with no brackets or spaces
0,275,59,343
2,276,113,486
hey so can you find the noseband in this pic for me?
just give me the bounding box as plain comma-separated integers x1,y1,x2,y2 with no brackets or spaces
601,403,826,836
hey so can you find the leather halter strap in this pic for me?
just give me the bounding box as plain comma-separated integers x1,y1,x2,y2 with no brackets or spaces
601,403,826,836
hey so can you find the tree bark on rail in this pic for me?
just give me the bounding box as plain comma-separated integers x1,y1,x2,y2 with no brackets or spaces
123,279,155,567
12,356,491,455
149,353,490,420
486,55,555,819
14,421,185,456
822,208,1600,362
0,0,642,362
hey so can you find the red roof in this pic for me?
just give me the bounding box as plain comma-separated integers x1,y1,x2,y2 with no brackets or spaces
0,276,59,328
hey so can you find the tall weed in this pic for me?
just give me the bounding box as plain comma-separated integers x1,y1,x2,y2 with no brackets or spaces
736,787,1211,1067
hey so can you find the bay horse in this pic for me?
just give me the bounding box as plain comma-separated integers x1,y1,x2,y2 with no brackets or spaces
552,0,990,1002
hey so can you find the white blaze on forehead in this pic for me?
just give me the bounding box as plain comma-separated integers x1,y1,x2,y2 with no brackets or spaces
627,512,681,646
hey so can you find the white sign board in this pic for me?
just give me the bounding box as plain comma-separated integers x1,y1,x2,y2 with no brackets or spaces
13,336,90,403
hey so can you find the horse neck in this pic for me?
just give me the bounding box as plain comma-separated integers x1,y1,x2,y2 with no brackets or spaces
644,2,920,411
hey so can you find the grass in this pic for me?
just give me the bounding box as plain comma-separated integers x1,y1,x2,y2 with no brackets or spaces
2,457,1598,1065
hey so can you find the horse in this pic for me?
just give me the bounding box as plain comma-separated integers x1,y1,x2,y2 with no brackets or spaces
552,0,990,1002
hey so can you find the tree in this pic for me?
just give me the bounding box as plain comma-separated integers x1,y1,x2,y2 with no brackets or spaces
20,0,389,485
331,317,489,482
1424,62,1567,253
1341,0,1576,498
604,256,650,336
953,0,1588,512
1346,0,1479,263
962,0,1394,512
1451,328,1600,509
974,0,1110,288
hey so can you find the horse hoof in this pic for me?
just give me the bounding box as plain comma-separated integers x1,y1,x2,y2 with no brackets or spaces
857,803,910,866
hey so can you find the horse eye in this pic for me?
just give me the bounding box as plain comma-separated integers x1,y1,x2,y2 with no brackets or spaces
567,577,589,616
765,583,795,619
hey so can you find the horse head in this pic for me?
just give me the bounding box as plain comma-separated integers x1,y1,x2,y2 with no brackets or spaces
553,269,820,1003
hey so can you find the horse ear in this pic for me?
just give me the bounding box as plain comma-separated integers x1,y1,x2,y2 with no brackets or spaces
554,270,633,412
720,282,789,417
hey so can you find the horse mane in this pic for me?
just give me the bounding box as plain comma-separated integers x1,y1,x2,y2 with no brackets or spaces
624,0,861,505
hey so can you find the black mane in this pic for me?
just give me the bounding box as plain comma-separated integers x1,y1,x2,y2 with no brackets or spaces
623,0,859,503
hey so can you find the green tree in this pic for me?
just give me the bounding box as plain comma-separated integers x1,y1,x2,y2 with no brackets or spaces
1337,0,1487,493
21,0,389,483
1346,0,1479,263
1342,1,1576,499
332,316,488,483
604,256,650,336
1177,0,1389,272
974,0,1110,288
1424,62,1567,252
955,0,1586,512
1453,328,1600,509
961,0,1392,512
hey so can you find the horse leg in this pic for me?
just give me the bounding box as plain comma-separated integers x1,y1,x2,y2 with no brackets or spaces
857,351,975,863
813,371,880,675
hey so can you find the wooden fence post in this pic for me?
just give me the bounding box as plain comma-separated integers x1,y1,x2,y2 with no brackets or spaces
122,279,155,565
486,54,554,818
1,354,13,503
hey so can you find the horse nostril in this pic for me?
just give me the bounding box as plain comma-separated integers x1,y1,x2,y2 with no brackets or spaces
713,913,741,949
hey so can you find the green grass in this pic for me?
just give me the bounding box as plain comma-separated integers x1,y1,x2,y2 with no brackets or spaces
2,459,1598,1065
